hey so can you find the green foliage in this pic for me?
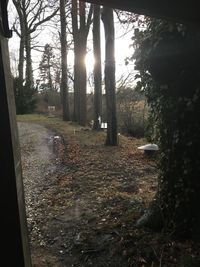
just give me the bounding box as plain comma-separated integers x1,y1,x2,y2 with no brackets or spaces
133,19,200,145
39,43,60,92
13,77,37,114
133,18,200,235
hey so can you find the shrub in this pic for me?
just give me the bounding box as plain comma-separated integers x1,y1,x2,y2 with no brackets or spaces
13,77,37,114
116,87,148,137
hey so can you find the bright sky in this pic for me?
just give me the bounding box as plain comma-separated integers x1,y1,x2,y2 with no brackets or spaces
8,4,137,92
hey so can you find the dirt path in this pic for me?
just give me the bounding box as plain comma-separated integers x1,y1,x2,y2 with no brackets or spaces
19,122,56,217
18,121,159,267
18,122,63,265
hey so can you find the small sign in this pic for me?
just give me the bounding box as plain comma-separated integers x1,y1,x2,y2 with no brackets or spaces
48,106,55,112
101,122,107,129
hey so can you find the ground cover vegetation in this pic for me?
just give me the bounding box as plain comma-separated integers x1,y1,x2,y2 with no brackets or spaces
18,114,200,266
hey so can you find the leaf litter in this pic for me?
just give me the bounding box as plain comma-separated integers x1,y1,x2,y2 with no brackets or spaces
18,118,200,267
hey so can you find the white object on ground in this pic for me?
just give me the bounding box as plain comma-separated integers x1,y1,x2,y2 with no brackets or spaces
54,136,61,139
101,122,107,129
138,143,159,151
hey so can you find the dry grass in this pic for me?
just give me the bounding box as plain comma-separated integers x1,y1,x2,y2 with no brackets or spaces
18,114,200,267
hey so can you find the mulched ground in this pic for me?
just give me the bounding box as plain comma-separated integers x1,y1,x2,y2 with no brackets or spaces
18,117,200,267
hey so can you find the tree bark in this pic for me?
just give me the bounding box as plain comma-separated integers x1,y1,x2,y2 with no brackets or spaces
93,4,102,130
78,1,87,126
18,36,25,83
73,41,81,122
135,28,200,239
60,0,70,121
25,32,33,87
12,0,25,83
102,7,118,145
71,0,93,125
72,0,80,122
79,39,87,126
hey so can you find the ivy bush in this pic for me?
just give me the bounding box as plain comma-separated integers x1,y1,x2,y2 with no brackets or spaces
133,18,200,236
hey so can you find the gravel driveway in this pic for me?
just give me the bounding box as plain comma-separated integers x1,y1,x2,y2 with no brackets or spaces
17,121,160,267
18,122,56,193
18,122,65,265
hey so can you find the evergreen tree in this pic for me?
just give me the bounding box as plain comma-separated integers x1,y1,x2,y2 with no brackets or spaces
39,44,55,92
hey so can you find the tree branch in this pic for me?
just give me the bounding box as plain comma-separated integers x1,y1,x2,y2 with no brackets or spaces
85,4,93,37
71,0,78,38
29,7,59,34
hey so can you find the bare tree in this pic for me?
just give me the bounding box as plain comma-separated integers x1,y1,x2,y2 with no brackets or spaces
93,4,102,130
12,0,59,87
102,7,118,146
60,0,70,121
71,0,93,125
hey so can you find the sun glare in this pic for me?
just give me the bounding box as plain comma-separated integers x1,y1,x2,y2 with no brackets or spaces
85,54,95,71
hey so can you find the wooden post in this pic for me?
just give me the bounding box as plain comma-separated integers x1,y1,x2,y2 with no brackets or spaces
0,3,32,266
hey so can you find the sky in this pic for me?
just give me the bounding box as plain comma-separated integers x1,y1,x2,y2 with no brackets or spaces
8,3,138,92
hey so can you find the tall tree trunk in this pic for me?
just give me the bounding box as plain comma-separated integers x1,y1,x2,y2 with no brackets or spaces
18,35,25,83
93,4,102,130
25,33,33,87
71,0,93,125
73,37,87,125
102,7,118,146
22,0,33,87
60,0,70,121
79,38,87,126
72,0,79,122
135,26,200,238
73,40,81,121
73,36,87,125
12,1,25,84
78,1,87,126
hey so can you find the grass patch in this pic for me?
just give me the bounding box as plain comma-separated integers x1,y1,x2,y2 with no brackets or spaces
19,114,200,267
17,114,145,147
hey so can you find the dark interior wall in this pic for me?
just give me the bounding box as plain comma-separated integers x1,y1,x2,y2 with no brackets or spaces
83,0,200,26
0,23,32,267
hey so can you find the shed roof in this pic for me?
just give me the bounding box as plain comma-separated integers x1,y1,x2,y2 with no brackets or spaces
83,0,200,26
